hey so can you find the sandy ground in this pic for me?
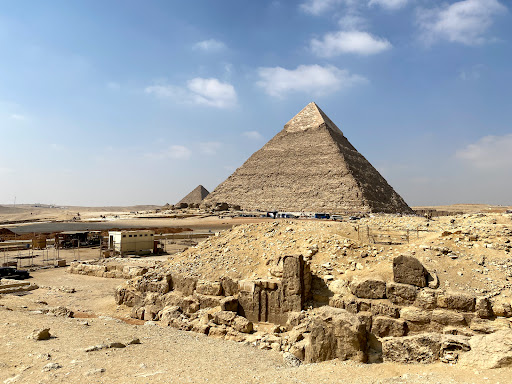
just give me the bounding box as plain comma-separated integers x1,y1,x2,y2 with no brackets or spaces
1,268,511,384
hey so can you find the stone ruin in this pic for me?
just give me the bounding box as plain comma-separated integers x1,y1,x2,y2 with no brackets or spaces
114,254,512,368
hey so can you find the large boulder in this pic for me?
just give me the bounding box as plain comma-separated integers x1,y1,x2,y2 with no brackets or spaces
304,307,367,364
393,256,428,287
382,333,442,364
458,330,512,369
349,277,386,299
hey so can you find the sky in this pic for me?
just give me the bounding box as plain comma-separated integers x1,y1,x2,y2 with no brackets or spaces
0,0,511,207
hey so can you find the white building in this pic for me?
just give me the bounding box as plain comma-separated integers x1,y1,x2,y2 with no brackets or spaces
108,230,155,256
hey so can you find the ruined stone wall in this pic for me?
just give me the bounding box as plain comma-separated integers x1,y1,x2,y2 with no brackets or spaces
115,255,311,326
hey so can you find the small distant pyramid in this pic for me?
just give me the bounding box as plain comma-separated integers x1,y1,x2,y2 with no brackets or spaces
203,102,412,214
178,185,210,205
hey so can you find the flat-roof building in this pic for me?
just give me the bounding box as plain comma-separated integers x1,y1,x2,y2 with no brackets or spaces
108,230,154,256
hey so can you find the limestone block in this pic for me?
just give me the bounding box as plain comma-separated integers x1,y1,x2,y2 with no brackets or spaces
181,296,200,314
304,307,367,364
382,333,442,364
470,318,511,334
491,301,512,318
393,256,427,287
350,277,386,299
220,296,238,312
171,273,197,296
400,306,432,324
437,291,476,312
221,276,239,296
370,301,400,319
232,316,253,333
213,311,237,326
194,293,222,309
475,296,493,319
386,282,418,305
431,309,466,327
372,316,407,338
458,330,512,369
415,289,439,310
196,280,223,296
160,306,183,325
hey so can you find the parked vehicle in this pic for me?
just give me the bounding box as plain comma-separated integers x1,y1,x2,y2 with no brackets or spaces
0,267,30,280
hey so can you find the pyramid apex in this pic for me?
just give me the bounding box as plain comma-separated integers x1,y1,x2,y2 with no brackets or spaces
284,102,343,135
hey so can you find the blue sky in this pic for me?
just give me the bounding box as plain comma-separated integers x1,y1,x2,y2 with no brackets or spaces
0,0,511,207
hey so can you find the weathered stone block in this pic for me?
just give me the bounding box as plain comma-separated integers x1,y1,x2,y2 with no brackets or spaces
370,301,400,318
213,311,237,326
414,289,439,310
350,277,386,299
470,318,510,334
491,301,512,318
400,306,431,324
458,330,512,369
196,280,223,296
475,296,493,319
431,309,466,326
221,276,239,296
304,307,367,364
382,333,441,364
372,316,407,338
386,282,418,305
232,316,253,333
171,273,197,296
220,296,238,312
393,256,427,287
437,291,476,312
194,293,222,309
160,306,183,325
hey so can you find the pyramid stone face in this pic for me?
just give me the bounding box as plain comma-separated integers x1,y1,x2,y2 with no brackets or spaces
203,102,412,214
178,185,210,205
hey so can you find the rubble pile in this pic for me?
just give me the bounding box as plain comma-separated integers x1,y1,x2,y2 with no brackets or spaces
112,212,512,367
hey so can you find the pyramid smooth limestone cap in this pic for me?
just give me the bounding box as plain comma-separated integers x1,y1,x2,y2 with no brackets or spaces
283,102,343,136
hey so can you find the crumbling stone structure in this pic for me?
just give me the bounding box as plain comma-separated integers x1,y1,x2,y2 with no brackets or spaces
114,254,512,366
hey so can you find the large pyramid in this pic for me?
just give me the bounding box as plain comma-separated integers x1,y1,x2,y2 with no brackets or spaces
203,102,412,214
178,185,210,205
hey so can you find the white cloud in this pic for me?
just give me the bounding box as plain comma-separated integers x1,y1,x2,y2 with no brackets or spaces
147,145,192,160
456,134,512,169
187,78,237,108
369,0,408,10
418,0,507,45
199,141,222,155
338,14,368,30
242,131,263,140
145,77,237,109
257,64,366,98
10,114,27,121
193,39,226,52
300,0,344,15
311,30,392,56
